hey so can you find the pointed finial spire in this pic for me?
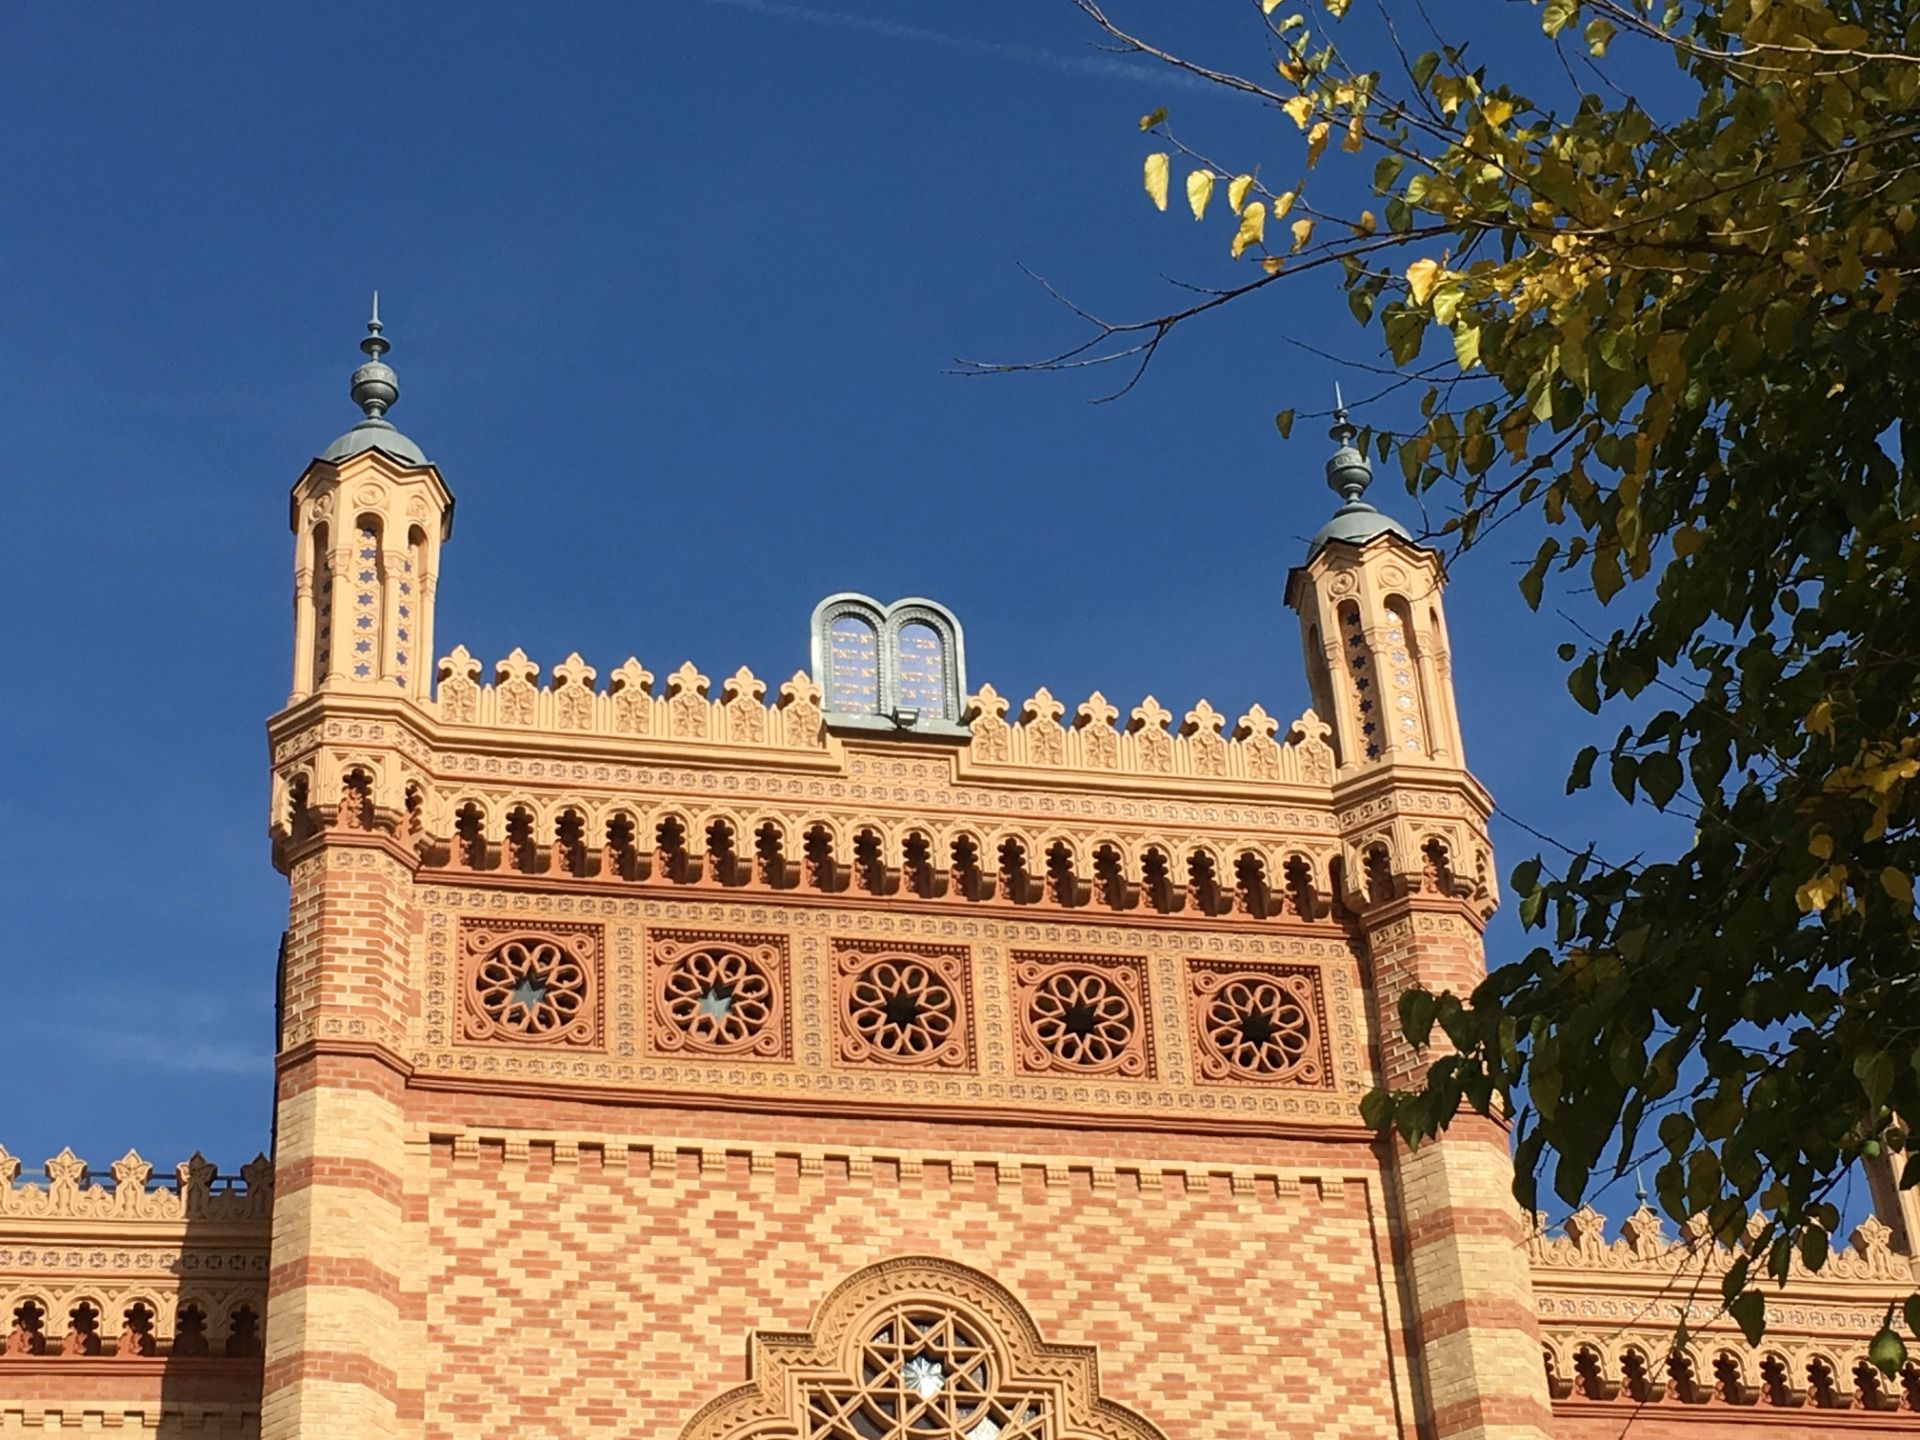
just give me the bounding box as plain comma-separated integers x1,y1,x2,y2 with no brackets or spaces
350,291,399,420
1634,1167,1649,1204
1324,381,1372,506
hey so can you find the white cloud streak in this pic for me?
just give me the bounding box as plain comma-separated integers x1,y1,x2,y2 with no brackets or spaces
696,0,1224,95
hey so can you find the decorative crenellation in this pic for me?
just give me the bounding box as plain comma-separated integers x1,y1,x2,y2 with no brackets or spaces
961,688,1336,787
424,647,1343,787
0,1147,271,1223
434,648,829,751
1528,1201,1915,1286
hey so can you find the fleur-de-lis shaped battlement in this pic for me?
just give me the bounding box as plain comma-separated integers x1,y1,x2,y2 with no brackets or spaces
1527,1200,1909,1283
0,1146,272,1221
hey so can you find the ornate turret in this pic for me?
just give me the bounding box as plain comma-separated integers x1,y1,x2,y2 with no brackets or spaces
1285,387,1463,769
286,298,453,704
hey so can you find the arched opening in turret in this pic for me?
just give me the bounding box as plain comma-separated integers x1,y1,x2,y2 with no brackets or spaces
349,515,387,683
307,520,332,689
1383,596,1430,758
1336,601,1381,761
1233,851,1272,918
396,523,428,694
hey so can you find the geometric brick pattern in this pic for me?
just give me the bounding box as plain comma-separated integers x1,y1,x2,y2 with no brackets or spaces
422,1133,1417,1440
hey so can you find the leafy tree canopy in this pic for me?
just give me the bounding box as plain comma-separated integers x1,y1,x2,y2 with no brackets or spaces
1022,0,1920,1364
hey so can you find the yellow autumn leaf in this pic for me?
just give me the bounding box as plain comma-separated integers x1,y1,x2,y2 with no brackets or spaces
1272,190,1296,220
1353,210,1377,236
1796,867,1845,914
1260,256,1286,275
1144,152,1170,211
1406,258,1442,305
1483,97,1514,127
1306,120,1331,168
1343,115,1364,152
1186,169,1215,221
1809,832,1834,860
1805,698,1834,738
1453,323,1482,370
1672,525,1703,558
1230,201,1267,259
1282,95,1313,129
1290,217,1314,252
1881,868,1914,908
1227,174,1254,212
1261,0,1284,12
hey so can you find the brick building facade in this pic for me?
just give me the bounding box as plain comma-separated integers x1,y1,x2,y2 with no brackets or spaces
4,315,1918,1437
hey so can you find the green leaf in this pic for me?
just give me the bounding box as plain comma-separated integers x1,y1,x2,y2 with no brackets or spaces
1728,1289,1765,1346
1904,1293,1920,1342
1566,745,1597,794
1372,154,1405,193
1519,537,1558,609
1857,1050,1896,1105
1870,1324,1908,1377
1567,657,1599,713
1639,752,1682,808
1541,0,1579,37
1399,988,1438,1045
1583,17,1615,55
1411,51,1439,89
1138,106,1168,131
1359,1085,1392,1131
1274,409,1296,439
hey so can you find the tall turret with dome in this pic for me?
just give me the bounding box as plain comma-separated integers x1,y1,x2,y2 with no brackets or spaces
287,296,453,705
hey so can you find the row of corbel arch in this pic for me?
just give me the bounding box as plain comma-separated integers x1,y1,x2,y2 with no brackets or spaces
2,1287,264,1360
1544,1332,1920,1412
276,764,1493,918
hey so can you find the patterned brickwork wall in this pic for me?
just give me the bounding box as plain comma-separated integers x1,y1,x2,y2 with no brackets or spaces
418,1129,1419,1440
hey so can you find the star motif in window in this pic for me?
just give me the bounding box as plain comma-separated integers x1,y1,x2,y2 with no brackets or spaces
901,1357,944,1399
696,987,733,1021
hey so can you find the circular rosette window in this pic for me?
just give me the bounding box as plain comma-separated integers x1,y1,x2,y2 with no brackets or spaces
1016,960,1146,1077
1193,970,1323,1083
655,938,784,1056
840,951,967,1068
463,931,597,1046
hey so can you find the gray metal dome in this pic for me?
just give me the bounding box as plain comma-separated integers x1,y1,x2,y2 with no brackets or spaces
319,293,429,467
1305,386,1412,558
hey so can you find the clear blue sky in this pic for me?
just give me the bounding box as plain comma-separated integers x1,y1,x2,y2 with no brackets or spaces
1,2,1680,1217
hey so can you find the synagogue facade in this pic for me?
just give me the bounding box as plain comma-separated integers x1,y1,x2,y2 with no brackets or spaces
3,313,1918,1439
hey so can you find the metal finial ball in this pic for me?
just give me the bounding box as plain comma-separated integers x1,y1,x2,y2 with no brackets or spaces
351,359,399,419
1325,441,1372,503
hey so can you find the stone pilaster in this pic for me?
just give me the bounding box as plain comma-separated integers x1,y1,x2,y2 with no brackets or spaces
261,836,418,1440
1364,896,1551,1440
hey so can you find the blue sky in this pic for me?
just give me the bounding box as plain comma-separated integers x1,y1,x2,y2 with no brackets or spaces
1,2,1687,1219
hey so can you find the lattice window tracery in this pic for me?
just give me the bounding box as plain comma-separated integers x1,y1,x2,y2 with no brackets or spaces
680,1259,1165,1440
1012,955,1150,1078
461,925,602,1047
806,1306,1050,1440
650,931,790,1058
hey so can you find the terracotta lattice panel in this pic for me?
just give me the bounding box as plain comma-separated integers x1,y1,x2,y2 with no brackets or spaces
459,920,605,1048
832,941,975,1072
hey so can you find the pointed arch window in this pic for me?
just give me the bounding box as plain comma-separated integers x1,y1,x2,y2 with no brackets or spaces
811,596,967,734
681,1257,1164,1440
